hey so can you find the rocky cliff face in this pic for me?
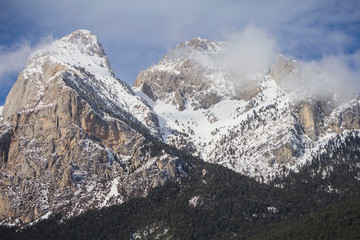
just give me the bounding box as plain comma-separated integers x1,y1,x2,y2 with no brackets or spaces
134,38,360,181
0,30,184,226
134,37,231,111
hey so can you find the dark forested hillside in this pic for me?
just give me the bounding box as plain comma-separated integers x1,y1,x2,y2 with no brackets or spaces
247,194,360,240
1,133,360,240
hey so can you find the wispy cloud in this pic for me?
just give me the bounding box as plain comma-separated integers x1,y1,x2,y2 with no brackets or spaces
314,52,360,100
0,35,54,83
277,51,360,102
215,25,278,79
0,35,54,105
208,23,360,101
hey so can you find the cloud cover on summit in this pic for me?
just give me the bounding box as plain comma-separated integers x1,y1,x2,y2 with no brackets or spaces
0,0,359,104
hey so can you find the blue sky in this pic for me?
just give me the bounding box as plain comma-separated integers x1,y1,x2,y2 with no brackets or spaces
0,0,359,105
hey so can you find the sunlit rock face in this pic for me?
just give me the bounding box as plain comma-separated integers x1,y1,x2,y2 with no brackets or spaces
134,37,229,111
0,30,184,225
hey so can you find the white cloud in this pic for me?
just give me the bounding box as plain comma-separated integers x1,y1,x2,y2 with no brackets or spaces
0,35,54,84
318,53,360,99
215,24,278,79
208,24,360,102
278,52,360,102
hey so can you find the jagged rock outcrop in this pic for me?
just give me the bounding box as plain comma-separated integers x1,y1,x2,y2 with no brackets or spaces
270,55,298,82
0,30,184,226
134,37,230,111
294,101,324,141
0,118,12,166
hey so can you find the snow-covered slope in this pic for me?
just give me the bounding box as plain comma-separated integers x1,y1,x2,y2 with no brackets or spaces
134,37,360,181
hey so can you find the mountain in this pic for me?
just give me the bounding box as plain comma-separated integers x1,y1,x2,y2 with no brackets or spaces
134,37,360,181
0,30,184,225
0,32,360,238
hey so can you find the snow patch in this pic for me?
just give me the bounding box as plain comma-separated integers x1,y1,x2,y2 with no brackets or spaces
100,177,122,207
28,212,52,226
0,218,21,227
267,206,278,213
189,196,201,207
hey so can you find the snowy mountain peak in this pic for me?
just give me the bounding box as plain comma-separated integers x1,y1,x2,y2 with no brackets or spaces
3,30,160,137
62,29,105,55
135,37,360,181
183,36,223,53
134,37,232,111
270,55,298,81
58,29,110,68
64,29,96,41
164,37,224,61
25,29,113,80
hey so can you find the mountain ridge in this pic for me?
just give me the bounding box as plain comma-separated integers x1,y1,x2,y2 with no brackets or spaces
134,36,360,180
0,30,359,229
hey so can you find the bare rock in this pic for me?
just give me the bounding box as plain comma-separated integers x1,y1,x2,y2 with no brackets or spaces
270,55,298,82
294,101,324,141
134,38,226,111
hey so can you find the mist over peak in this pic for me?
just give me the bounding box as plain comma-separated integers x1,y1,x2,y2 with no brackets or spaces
151,23,359,103
215,25,279,80
271,53,360,102
207,24,359,102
